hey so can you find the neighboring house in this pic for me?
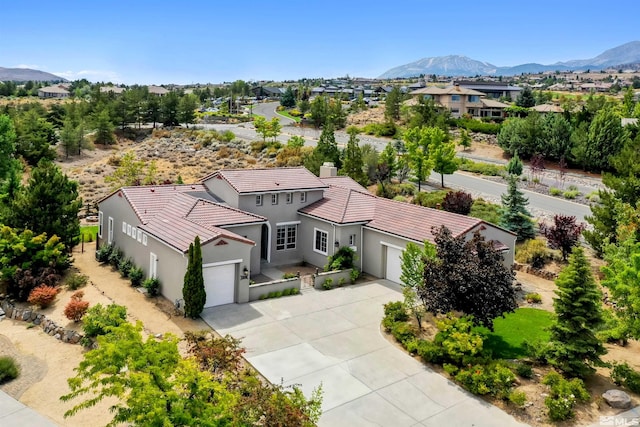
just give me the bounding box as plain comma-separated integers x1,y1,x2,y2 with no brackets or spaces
38,85,70,99
531,104,564,114
252,86,285,99
454,80,522,101
98,166,516,311
410,84,510,118
148,85,169,96
100,86,126,94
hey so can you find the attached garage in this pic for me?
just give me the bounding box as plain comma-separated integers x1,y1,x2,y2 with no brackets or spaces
203,262,237,307
384,245,403,284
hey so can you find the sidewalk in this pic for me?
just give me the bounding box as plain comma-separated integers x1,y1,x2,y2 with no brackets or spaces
0,390,58,426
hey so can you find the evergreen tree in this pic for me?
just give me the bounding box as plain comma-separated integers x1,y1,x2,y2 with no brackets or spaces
280,86,296,108
7,160,81,251
384,86,402,121
178,94,198,127
458,129,472,151
341,128,367,186
0,115,18,182
92,107,115,145
161,91,180,126
505,151,523,176
584,106,627,172
515,87,535,108
500,175,535,241
304,121,341,175
183,236,206,319
379,143,398,182
13,109,57,165
546,247,606,378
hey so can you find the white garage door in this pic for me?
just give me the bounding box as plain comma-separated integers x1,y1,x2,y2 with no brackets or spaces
203,263,236,307
385,246,403,284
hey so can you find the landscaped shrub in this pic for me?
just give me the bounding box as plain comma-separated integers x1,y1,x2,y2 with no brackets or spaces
82,303,128,338
337,277,346,287
64,291,90,322
322,278,333,290
350,269,360,284
469,198,501,224
450,362,516,399
325,246,356,271
27,285,59,308
383,301,409,323
413,190,448,208
282,272,297,279
442,190,473,215
118,257,134,278
549,187,563,196
411,339,445,364
95,244,113,263
542,371,590,421
525,293,542,304
65,272,89,290
390,322,417,344
433,315,486,366
513,362,533,379
129,266,144,287
611,362,640,394
0,356,19,384
143,277,160,296
515,238,550,268
454,118,501,135
563,190,579,199
458,158,505,176
508,390,527,407
108,247,123,267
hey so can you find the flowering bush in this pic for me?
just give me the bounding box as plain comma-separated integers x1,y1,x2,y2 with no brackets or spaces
543,371,589,421
27,285,59,308
64,291,90,322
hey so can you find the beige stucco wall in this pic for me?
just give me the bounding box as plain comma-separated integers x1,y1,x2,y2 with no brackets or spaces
219,223,262,274
361,228,412,279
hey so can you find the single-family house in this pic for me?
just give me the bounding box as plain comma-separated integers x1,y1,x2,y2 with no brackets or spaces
38,85,70,99
148,85,169,96
454,80,522,101
410,84,510,118
97,166,515,311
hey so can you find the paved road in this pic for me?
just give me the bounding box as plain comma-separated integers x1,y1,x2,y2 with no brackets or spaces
202,281,527,427
195,121,594,222
251,101,296,125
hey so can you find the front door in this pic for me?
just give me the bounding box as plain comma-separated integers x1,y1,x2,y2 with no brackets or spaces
260,224,269,261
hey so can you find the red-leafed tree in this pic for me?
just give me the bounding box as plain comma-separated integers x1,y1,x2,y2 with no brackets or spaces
540,215,586,261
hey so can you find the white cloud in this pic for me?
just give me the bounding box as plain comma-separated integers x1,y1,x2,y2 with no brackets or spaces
13,64,40,69
53,69,122,83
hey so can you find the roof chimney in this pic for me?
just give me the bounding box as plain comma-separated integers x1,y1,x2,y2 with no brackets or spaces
319,162,338,178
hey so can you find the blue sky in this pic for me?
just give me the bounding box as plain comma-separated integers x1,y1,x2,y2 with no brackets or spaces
2,1,638,84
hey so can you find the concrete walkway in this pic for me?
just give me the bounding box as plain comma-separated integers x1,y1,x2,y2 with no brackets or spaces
0,390,58,426
202,280,527,426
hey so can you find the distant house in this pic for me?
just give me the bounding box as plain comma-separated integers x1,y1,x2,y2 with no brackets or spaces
531,104,564,114
148,85,169,96
38,84,70,99
410,84,510,118
98,166,515,311
100,86,126,94
252,86,285,99
454,80,522,101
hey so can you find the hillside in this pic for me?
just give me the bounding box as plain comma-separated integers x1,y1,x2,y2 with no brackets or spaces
379,41,640,78
0,67,66,82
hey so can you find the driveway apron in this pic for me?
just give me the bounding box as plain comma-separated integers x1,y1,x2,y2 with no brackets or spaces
201,280,527,426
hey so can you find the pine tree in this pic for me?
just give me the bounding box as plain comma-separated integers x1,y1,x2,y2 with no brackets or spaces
546,247,606,378
500,175,535,241
183,236,206,318
304,121,340,175
505,151,523,176
341,128,367,186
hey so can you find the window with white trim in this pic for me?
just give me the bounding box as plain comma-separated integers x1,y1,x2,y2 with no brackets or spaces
137,229,142,242
286,192,293,204
314,229,328,255
131,227,137,239
256,194,263,206
98,212,103,238
276,224,296,250
122,221,127,233
127,224,132,236
272,193,278,205
300,192,307,203
349,234,357,246
142,233,148,246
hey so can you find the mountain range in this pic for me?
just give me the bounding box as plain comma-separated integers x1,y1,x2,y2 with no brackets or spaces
0,67,66,82
379,41,640,79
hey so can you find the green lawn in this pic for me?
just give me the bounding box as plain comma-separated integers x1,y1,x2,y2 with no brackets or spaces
277,110,301,123
80,225,99,243
482,308,554,359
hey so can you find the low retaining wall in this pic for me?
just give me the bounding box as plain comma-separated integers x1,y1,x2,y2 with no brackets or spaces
513,262,558,280
313,269,353,290
249,277,301,301
0,299,83,344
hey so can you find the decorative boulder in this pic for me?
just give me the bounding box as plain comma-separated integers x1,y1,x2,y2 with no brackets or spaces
602,389,632,409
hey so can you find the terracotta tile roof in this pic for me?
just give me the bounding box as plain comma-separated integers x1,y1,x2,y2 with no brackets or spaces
202,167,328,194
120,184,210,223
301,183,483,243
319,176,368,192
112,185,262,252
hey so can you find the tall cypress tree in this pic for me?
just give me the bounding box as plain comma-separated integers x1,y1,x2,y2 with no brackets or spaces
546,247,606,378
341,128,367,186
499,175,535,241
183,236,206,318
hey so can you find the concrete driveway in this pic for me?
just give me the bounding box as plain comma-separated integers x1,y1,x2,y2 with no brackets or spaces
202,280,527,426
